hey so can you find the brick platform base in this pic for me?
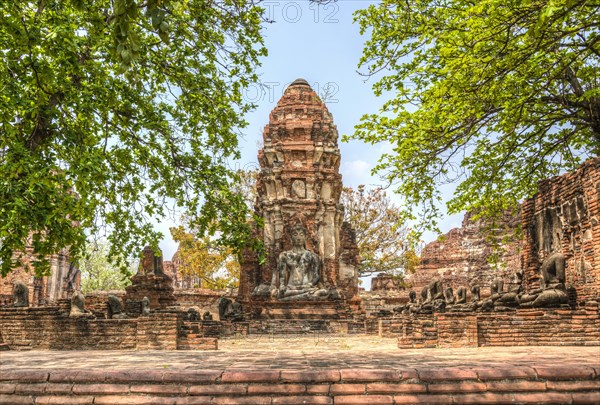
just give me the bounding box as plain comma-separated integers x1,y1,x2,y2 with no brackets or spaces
1,365,599,404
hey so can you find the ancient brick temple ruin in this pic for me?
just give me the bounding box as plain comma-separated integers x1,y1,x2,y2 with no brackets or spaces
408,210,522,298
369,157,600,348
521,157,600,304
237,78,360,319
0,82,598,358
0,247,78,307
125,246,177,310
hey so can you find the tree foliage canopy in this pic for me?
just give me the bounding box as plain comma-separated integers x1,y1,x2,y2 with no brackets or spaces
341,185,413,276
351,0,600,237
79,239,133,294
0,0,266,276
170,226,240,289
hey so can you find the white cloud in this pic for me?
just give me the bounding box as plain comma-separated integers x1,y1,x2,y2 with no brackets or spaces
341,159,374,188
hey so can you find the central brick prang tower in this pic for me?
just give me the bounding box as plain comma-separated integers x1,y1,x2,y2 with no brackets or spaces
238,79,360,318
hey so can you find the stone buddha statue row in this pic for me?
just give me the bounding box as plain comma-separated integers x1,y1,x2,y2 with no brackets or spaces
394,252,569,315
69,293,144,319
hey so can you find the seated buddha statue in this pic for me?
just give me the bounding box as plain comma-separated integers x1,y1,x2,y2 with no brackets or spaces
519,252,568,308
271,223,330,301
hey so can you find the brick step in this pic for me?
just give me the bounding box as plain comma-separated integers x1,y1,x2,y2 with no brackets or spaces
1,366,598,404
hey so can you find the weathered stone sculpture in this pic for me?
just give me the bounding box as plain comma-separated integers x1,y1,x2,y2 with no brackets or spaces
218,297,244,321
394,290,417,314
444,287,455,305
420,287,428,303
187,307,201,321
467,285,481,311
141,296,150,316
272,223,331,301
471,285,481,301
407,290,419,313
218,297,231,320
419,279,445,312
410,287,432,314
202,311,213,321
107,295,127,319
230,301,243,319
491,278,505,299
481,278,505,311
495,270,523,309
450,286,470,312
238,79,360,318
13,282,29,307
69,291,89,317
520,252,569,308
456,287,467,304
427,279,444,301
409,290,417,303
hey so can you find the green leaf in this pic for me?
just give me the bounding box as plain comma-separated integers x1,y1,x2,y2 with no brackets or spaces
0,0,267,276
350,0,600,241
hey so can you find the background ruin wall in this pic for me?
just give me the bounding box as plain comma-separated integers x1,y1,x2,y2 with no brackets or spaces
0,247,77,307
521,157,600,304
407,211,521,297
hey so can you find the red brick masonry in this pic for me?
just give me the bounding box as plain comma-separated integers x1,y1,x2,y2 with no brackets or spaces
0,306,217,351
1,366,598,404
380,305,600,348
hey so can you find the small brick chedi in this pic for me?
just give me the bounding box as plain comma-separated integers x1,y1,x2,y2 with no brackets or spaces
238,79,360,318
125,246,177,310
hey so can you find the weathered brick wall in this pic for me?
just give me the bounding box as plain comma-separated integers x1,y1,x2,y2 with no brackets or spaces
0,307,137,350
135,312,180,350
84,291,126,317
251,299,352,320
377,305,600,348
395,316,439,349
84,289,225,319
0,306,200,351
477,306,600,347
220,321,250,336
0,247,76,306
522,157,600,304
437,314,478,348
360,291,408,316
173,289,223,318
371,274,403,292
408,210,521,296
220,319,365,336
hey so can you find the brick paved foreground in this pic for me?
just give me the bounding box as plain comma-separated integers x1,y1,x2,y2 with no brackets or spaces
1,338,599,404
0,337,599,370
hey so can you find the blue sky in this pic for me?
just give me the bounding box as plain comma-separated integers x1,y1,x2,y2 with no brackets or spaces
156,1,464,284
